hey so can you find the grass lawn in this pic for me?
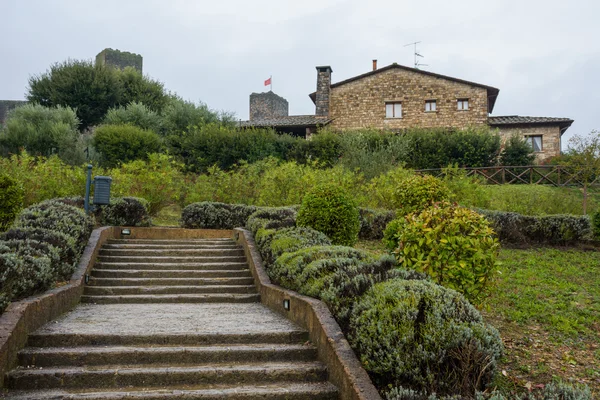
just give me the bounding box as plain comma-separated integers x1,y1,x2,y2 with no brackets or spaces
355,240,600,396
152,203,182,226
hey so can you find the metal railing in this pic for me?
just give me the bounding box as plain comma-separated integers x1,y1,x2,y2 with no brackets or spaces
415,166,600,187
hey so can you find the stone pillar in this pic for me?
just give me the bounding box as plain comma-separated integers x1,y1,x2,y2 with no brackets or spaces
315,66,333,117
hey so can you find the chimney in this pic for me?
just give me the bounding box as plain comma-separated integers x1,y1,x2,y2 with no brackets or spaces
315,66,333,117
373,59,377,71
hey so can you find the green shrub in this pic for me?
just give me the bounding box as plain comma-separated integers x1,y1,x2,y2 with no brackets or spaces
393,175,450,215
358,208,395,240
264,227,331,266
93,124,162,167
269,245,371,291
15,200,94,252
500,134,536,166
441,165,491,209
181,201,258,229
297,185,360,246
97,197,151,227
478,209,593,245
109,153,184,215
593,210,600,239
297,255,427,330
161,96,230,136
385,202,499,304
0,104,82,163
0,174,24,231
1,227,78,278
103,102,163,133
386,386,461,400
350,279,503,397
364,166,415,210
246,207,298,234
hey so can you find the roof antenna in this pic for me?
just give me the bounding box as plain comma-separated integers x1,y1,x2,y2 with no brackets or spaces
404,41,428,69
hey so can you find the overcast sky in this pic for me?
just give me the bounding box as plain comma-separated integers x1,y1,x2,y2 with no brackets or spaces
1,0,598,146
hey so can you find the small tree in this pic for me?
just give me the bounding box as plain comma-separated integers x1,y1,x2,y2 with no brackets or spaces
565,131,600,214
500,134,536,166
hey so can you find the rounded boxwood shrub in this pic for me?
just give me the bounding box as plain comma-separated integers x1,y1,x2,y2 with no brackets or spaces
266,227,331,266
246,207,297,234
393,175,450,216
181,202,258,229
15,202,94,252
592,210,600,240
297,185,360,246
297,255,428,330
384,202,500,304
269,245,371,291
97,197,151,227
0,174,24,231
0,227,78,279
350,278,503,397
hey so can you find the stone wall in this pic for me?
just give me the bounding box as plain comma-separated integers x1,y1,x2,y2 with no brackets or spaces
249,91,289,121
328,68,489,130
95,48,143,73
0,100,27,126
495,125,562,163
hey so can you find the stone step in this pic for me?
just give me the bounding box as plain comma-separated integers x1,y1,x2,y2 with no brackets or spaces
27,331,310,348
7,362,328,390
93,262,249,271
90,269,252,279
19,344,318,367
80,293,261,304
97,255,247,264
107,239,235,245
84,285,257,296
100,248,245,257
87,277,255,287
103,243,241,250
3,382,339,400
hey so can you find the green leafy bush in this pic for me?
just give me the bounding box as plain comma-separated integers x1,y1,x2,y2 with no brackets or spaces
393,174,450,215
593,210,600,239
161,96,231,135
96,197,151,227
500,134,536,166
297,255,427,330
385,202,500,304
118,67,169,114
93,124,162,167
478,209,593,245
246,207,297,234
0,104,83,163
364,166,415,210
358,208,395,240
15,200,94,252
1,227,78,278
0,174,24,231
269,245,371,291
181,202,258,229
297,185,360,246
103,102,163,134
350,278,503,397
262,227,331,266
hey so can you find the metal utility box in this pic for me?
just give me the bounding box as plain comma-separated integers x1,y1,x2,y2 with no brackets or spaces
93,176,112,205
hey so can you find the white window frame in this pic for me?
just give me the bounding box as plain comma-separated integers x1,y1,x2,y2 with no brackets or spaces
525,135,543,152
425,100,437,112
457,99,469,110
385,102,402,118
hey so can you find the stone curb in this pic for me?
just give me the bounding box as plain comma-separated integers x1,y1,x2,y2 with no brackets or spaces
234,228,382,400
0,226,116,388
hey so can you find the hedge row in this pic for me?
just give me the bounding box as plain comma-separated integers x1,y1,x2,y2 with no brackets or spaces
181,201,393,239
55,196,151,227
245,208,502,398
0,200,95,313
477,209,594,245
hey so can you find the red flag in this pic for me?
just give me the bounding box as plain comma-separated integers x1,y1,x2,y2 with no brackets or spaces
264,77,271,86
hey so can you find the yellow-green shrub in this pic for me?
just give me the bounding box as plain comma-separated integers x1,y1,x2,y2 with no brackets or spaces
393,174,450,215
384,202,499,304
0,174,24,231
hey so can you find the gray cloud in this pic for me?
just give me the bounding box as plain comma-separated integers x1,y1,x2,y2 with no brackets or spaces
1,0,598,147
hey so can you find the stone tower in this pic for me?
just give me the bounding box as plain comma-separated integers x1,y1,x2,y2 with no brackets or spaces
96,48,143,73
249,91,289,121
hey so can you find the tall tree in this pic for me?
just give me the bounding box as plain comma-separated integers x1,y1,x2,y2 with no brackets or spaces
27,60,121,131
565,131,600,214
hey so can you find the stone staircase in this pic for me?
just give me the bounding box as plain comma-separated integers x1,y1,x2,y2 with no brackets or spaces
3,238,339,399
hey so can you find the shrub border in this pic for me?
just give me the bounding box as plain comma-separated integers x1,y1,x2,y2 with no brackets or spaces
233,227,382,400
0,226,115,387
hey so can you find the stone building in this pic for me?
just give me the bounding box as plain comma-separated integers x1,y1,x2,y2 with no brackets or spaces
241,61,573,162
95,48,143,73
